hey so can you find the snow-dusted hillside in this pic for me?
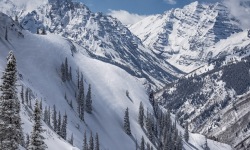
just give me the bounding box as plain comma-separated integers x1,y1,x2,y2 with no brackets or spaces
129,1,245,72
0,11,232,150
0,0,183,88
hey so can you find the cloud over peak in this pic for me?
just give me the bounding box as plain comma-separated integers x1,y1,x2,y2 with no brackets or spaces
223,0,250,29
107,10,148,25
164,0,177,5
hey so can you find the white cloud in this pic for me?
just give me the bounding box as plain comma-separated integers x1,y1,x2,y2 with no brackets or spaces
107,10,148,25
164,0,177,5
223,0,250,29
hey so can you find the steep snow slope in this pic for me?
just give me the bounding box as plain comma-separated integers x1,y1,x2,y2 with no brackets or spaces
129,1,243,72
0,0,183,87
0,12,155,150
0,12,232,150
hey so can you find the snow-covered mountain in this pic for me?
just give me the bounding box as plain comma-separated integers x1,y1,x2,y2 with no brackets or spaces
0,0,183,88
129,1,244,72
0,10,232,150
156,34,250,149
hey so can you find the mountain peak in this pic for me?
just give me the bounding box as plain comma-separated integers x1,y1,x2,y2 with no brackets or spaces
129,1,242,72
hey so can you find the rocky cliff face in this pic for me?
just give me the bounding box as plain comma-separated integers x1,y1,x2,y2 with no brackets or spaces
129,1,243,72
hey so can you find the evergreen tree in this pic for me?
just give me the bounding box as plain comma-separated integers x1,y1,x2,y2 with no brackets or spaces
25,88,29,105
149,92,154,107
41,27,46,35
176,133,183,150
61,63,66,82
15,15,18,22
140,136,145,150
48,106,51,127
138,101,144,127
64,93,67,101
69,133,74,145
52,105,57,132
61,112,67,140
26,134,30,149
77,67,80,89
5,27,8,41
65,58,69,81
37,28,40,34
40,100,43,111
86,84,92,113
28,100,47,150
184,122,189,142
89,132,94,150
21,85,24,104
146,142,150,150
0,51,23,150
83,131,88,150
203,137,209,150
69,66,72,81
146,113,153,141
43,106,48,123
69,100,73,108
94,133,99,150
124,107,131,135
78,74,85,120
57,111,61,136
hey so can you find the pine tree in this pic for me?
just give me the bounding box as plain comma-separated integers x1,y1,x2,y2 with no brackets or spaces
140,136,145,150
61,112,67,140
15,15,18,22
77,67,80,89
25,88,29,105
94,133,99,150
86,84,92,114
184,122,189,142
69,133,74,145
44,106,48,123
21,85,24,104
41,27,46,35
69,66,72,81
28,100,47,150
83,131,88,150
53,105,57,132
26,134,30,149
146,142,150,150
149,91,154,107
61,63,66,82
48,106,51,127
57,111,61,136
138,101,144,127
203,137,209,150
124,107,131,135
89,132,94,150
146,113,153,141
65,58,69,81
0,51,23,150
78,74,85,120
176,133,183,150
69,100,73,108
40,100,43,111
37,28,40,34
5,27,8,41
